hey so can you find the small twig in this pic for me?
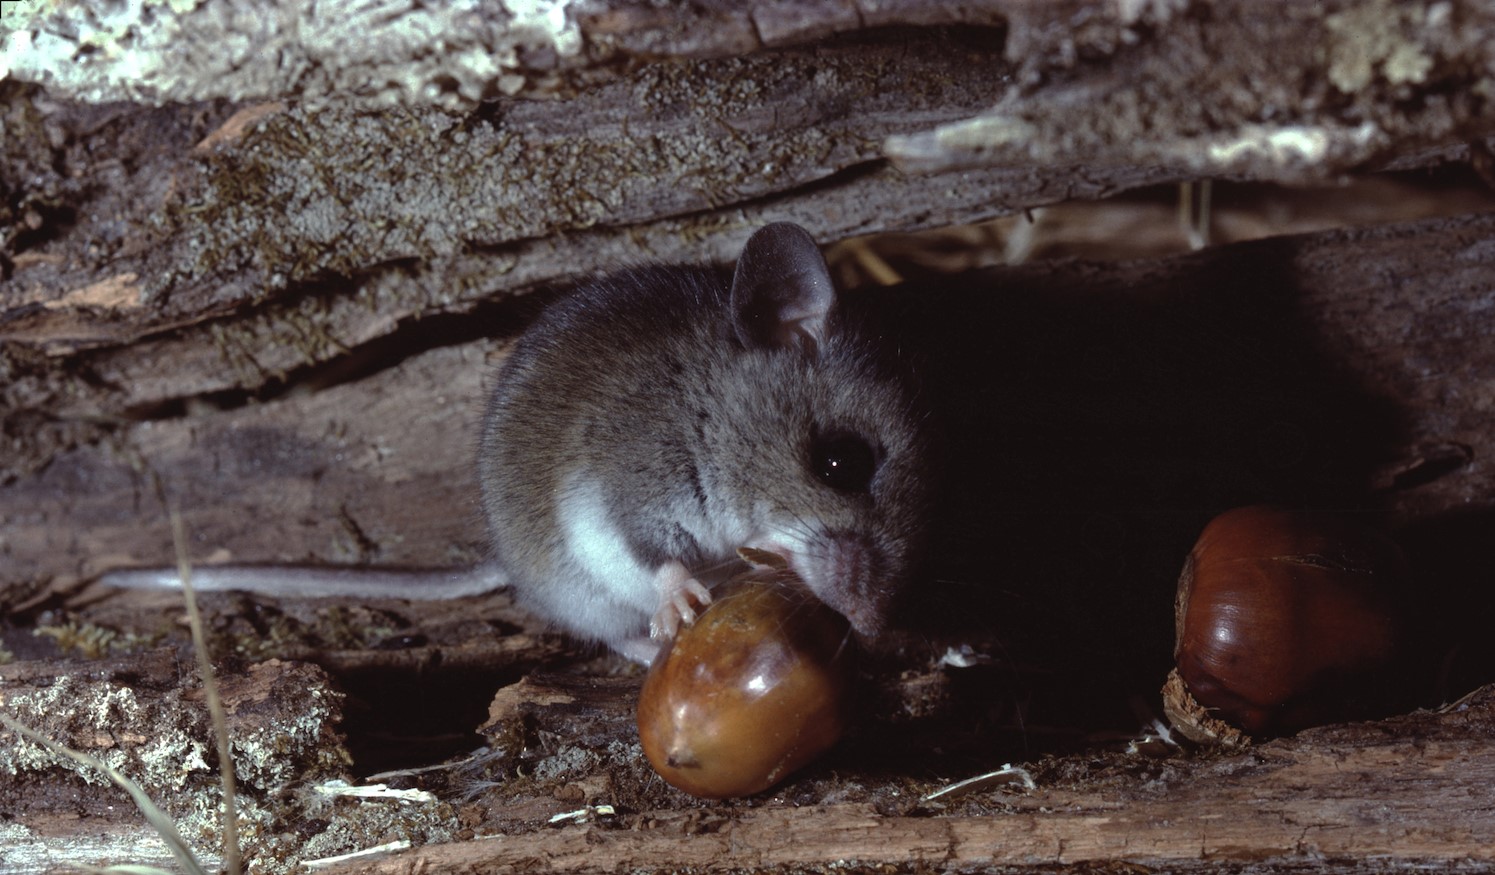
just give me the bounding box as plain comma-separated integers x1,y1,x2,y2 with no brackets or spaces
170,508,243,875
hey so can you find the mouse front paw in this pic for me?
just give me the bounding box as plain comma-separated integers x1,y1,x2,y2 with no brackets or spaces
650,561,713,641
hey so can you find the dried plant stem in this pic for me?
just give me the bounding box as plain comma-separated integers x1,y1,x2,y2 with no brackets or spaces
170,508,242,875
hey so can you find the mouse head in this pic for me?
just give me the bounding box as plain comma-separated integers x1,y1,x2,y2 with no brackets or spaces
704,223,936,638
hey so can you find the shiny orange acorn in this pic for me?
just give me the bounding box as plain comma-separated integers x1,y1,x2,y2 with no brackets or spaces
1164,505,1411,745
636,562,857,798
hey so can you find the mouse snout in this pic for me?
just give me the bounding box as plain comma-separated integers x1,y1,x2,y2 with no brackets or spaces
790,531,896,638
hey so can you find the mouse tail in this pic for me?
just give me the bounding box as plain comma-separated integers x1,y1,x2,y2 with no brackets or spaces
98,562,508,600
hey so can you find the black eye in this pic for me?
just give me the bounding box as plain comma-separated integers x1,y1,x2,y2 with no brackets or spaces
811,433,878,493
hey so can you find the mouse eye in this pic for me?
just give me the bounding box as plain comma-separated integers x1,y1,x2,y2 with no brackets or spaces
810,433,878,493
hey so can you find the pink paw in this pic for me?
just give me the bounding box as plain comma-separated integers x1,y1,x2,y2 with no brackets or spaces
650,564,713,641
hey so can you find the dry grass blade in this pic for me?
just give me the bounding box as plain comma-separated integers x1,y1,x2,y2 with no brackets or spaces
169,508,243,875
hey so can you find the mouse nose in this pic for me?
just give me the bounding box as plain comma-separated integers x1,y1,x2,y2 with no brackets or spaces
803,532,894,637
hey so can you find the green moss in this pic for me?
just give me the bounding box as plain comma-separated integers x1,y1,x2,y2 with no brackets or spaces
35,621,164,659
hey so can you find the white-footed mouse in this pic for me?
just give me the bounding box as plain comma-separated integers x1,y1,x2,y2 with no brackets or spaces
102,223,935,664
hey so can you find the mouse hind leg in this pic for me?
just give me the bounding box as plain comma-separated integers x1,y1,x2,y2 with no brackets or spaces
615,636,665,665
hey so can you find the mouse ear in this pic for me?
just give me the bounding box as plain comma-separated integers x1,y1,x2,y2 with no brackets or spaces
729,222,837,354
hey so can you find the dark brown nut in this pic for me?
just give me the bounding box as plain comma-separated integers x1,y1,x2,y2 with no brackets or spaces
1164,505,1409,744
636,569,856,798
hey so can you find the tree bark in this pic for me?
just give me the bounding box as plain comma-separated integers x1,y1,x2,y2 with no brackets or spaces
5,649,1494,875
3,3,1495,872
315,682,1495,874
4,0,1495,512
4,211,1492,585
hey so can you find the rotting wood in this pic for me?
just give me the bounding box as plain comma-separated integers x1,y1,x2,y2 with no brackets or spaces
4,641,1491,874
5,1,1495,493
3,4,1495,871
0,652,346,874
331,685,1495,875
5,212,1492,589
7,211,1491,845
